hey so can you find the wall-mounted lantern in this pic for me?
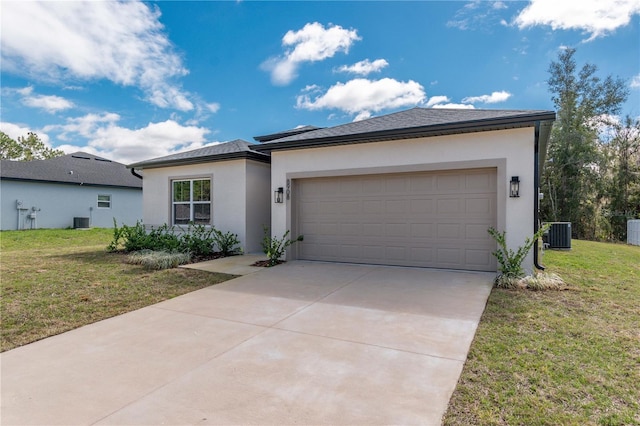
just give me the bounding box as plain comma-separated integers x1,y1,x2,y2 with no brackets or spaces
510,176,520,198
274,187,284,203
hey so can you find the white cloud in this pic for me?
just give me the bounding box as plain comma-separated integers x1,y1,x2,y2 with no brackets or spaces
1,1,193,111
447,1,510,30
42,113,212,164
425,96,451,108
431,103,476,109
514,0,640,41
262,22,360,85
336,59,389,76
22,94,74,113
206,103,221,113
631,74,640,89
0,122,51,145
462,91,512,104
3,85,75,113
296,78,425,120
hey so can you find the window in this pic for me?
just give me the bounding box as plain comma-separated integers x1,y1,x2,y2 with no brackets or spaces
172,178,211,225
97,194,111,209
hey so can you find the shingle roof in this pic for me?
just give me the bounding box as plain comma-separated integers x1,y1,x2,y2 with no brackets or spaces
127,139,270,169
253,107,556,152
254,125,323,142
0,152,142,188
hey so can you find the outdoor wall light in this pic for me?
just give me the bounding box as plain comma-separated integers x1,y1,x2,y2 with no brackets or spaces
510,176,520,198
274,187,284,203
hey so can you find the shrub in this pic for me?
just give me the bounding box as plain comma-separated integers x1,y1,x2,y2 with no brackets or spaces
145,224,182,252
108,220,241,259
488,225,549,289
212,229,241,256
181,223,215,257
107,218,150,252
126,250,191,270
261,226,303,266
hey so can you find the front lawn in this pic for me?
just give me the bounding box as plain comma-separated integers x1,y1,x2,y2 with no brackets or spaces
444,240,640,425
0,228,235,352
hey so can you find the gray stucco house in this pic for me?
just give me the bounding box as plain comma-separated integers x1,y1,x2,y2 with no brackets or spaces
1,152,142,230
127,140,271,254
129,107,555,273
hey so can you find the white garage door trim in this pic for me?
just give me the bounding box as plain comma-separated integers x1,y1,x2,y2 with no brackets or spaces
293,168,497,271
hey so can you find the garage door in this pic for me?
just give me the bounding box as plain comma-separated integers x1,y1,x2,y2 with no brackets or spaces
294,168,497,271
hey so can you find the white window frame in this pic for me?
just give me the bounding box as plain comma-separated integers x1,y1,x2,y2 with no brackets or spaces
171,178,212,225
97,194,111,209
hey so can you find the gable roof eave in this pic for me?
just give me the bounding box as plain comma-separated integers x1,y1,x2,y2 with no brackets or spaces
253,109,557,153
127,150,270,170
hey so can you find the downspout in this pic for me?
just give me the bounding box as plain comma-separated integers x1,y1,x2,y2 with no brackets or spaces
534,121,545,271
130,168,143,179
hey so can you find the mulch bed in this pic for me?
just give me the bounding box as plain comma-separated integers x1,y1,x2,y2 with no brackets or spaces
251,260,285,268
189,253,225,263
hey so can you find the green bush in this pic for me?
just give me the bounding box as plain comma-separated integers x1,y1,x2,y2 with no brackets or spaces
180,223,215,256
261,226,303,266
145,224,182,252
107,220,237,259
212,229,241,256
488,225,549,288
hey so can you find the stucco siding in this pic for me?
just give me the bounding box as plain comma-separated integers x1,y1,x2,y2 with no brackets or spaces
0,180,142,230
141,159,268,253
270,127,536,272
245,161,271,253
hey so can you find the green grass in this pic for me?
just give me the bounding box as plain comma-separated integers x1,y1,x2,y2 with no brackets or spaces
0,228,235,352
444,240,640,426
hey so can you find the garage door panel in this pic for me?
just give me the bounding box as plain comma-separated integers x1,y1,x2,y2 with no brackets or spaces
465,249,492,267
465,223,492,240
410,223,434,238
465,197,493,215
437,248,461,265
363,200,384,213
410,175,435,192
437,223,461,239
466,172,493,190
436,174,462,191
386,199,410,214
295,169,497,271
410,247,434,262
410,198,435,213
362,223,384,236
437,198,462,214
386,223,409,237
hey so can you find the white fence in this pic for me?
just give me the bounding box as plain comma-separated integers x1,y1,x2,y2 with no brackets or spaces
628,220,640,246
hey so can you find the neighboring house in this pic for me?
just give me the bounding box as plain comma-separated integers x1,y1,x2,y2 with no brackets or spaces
130,107,555,273
1,152,142,230
127,140,271,254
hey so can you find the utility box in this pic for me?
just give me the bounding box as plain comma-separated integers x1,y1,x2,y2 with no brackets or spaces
628,220,640,246
73,217,90,229
544,222,572,250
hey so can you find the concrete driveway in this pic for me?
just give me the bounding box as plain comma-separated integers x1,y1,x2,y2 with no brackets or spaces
1,261,493,425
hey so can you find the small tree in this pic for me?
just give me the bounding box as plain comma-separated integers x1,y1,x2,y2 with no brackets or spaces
0,131,63,161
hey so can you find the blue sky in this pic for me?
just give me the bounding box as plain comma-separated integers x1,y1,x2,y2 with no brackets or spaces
1,0,639,164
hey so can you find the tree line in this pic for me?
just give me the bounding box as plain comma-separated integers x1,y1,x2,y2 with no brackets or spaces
542,48,639,241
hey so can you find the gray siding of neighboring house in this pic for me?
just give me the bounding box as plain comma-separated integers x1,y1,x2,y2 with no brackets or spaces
1,180,142,230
